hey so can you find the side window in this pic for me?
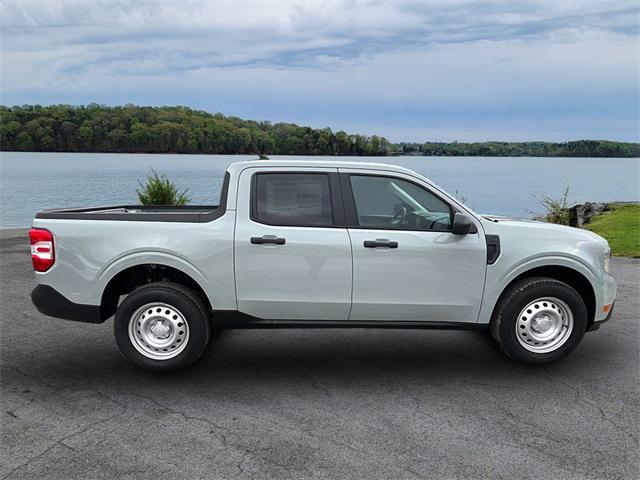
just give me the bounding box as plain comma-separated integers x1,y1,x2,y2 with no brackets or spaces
253,173,334,227
349,175,452,231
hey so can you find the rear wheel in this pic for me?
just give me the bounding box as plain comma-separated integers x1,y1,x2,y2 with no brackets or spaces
114,282,210,370
490,277,587,363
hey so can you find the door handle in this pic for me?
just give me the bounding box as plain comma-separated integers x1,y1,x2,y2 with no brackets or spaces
251,236,286,245
364,239,398,249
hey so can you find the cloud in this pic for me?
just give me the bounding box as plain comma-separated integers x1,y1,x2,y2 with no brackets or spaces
1,0,638,141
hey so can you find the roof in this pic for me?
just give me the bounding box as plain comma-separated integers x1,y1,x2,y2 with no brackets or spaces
225,159,419,177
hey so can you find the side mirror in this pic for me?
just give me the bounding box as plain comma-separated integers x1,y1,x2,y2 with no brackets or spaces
452,212,477,235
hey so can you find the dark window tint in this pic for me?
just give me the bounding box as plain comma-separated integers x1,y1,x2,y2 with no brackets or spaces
350,175,452,231
254,173,333,227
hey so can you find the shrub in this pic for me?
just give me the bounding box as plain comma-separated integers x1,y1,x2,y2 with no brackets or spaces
536,186,570,225
137,169,190,206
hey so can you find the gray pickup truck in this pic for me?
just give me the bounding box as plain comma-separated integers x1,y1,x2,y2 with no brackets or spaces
30,160,616,370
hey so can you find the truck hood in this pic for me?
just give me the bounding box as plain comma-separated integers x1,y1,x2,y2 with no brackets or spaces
480,214,608,246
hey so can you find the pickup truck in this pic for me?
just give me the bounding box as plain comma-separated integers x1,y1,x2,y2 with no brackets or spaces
30,160,616,370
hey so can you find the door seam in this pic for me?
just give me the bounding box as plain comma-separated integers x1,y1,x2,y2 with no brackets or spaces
346,228,355,321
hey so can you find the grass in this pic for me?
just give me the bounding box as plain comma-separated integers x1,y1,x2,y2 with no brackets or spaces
585,203,640,258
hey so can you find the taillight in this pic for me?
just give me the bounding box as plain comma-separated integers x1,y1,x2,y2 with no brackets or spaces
29,228,55,272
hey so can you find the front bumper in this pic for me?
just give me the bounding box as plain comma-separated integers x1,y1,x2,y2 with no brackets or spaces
31,284,104,323
587,301,615,332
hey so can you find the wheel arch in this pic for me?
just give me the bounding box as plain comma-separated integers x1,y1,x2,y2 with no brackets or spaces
491,265,596,329
100,261,213,321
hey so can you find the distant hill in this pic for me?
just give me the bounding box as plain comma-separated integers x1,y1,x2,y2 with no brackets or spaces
397,140,639,158
1,104,638,157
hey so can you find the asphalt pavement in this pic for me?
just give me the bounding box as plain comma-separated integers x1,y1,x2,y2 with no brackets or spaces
1,229,638,479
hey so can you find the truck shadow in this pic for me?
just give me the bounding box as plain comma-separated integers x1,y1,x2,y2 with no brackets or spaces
18,328,603,392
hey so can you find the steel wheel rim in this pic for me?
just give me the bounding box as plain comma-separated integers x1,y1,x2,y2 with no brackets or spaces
128,302,189,360
516,297,574,353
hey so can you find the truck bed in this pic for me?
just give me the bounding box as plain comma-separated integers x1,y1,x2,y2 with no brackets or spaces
35,172,230,223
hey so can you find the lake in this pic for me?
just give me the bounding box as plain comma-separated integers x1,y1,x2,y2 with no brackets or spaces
1,152,638,228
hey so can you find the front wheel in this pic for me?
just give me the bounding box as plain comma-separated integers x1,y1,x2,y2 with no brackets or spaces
490,277,588,363
114,282,211,370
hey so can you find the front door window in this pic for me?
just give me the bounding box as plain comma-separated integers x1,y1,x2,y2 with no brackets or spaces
349,175,452,231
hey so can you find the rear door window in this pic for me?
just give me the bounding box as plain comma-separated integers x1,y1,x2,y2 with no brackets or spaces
252,173,334,227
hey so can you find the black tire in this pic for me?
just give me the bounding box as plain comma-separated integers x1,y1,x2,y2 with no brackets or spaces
114,282,211,371
490,277,588,363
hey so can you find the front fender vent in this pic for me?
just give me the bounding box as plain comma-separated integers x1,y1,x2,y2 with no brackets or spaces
486,235,501,265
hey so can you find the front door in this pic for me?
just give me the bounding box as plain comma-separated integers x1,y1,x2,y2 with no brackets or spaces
341,169,487,324
234,167,352,320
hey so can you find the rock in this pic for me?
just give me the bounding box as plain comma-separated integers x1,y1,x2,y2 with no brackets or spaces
569,202,608,227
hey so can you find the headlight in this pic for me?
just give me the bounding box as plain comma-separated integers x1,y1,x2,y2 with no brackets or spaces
603,247,611,274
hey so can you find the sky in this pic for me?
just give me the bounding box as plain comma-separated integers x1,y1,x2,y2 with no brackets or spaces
1,0,639,142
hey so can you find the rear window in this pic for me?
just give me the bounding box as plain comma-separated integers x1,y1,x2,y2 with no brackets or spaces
252,173,334,227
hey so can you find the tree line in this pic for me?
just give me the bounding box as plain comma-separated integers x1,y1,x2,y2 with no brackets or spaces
1,104,638,157
397,140,639,158
0,104,392,156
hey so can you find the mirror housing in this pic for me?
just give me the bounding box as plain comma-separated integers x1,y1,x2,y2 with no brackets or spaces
452,212,477,235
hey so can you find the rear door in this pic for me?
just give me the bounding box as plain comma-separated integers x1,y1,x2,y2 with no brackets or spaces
340,169,487,324
234,167,352,320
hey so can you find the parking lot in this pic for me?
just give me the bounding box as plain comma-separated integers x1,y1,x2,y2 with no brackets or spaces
1,228,638,479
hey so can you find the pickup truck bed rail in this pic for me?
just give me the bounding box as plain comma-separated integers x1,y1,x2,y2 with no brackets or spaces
36,204,223,222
